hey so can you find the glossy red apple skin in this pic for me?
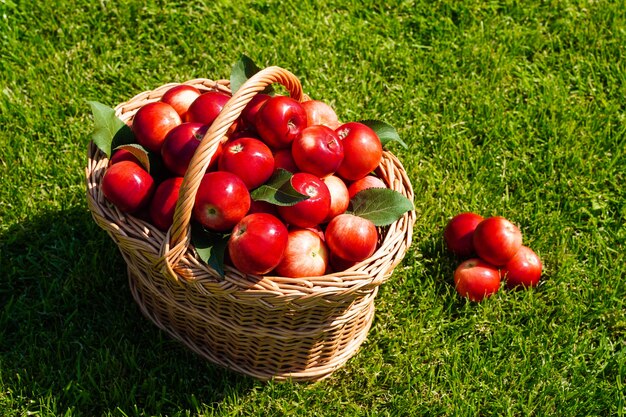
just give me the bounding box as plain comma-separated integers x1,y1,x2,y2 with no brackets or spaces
109,148,140,166
248,199,279,217
454,258,501,302
328,251,358,272
274,228,329,277
322,175,350,222
273,148,298,173
228,213,289,275
277,173,331,228
347,175,387,199
301,100,340,129
101,161,155,214
186,91,231,126
502,245,542,289
132,102,182,152
161,84,202,121
238,93,271,131
255,95,307,149
160,122,212,176
325,213,378,262
192,171,251,232
148,176,184,231
473,216,523,266
292,125,344,178
335,122,383,181
443,212,485,258
218,137,274,190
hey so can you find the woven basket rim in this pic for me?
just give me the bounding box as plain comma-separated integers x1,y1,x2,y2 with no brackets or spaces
85,70,416,306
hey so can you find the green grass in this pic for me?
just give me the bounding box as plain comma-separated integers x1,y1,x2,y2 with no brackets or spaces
1,0,625,415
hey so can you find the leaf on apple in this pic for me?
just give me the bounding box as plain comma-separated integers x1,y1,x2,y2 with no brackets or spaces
191,222,229,278
360,119,408,149
88,100,135,157
349,188,414,226
229,54,274,95
112,144,151,172
250,168,309,206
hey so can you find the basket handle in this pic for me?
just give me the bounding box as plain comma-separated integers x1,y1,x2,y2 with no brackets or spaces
163,66,304,272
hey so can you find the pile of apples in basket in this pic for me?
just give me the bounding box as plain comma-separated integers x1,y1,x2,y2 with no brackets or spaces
91,64,413,278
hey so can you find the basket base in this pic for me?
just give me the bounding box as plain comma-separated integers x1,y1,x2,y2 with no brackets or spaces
127,268,376,382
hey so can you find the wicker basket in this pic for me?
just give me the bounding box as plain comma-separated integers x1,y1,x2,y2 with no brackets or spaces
85,66,416,381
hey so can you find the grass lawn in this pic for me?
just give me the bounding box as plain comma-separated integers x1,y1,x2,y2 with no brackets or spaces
1,0,625,415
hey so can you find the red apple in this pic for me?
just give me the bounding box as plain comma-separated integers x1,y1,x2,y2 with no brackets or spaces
228,213,289,275
148,176,183,231
328,251,358,272
273,148,298,173
301,100,340,129
443,212,485,258
454,258,501,302
109,148,140,166
193,171,251,232
277,173,331,228
248,199,279,217
325,213,378,262
101,161,155,213
255,95,307,149
322,175,350,222
132,102,182,152
218,137,274,190
161,84,202,121
501,245,542,289
291,125,344,178
186,91,231,126
335,122,383,181
473,216,523,266
160,122,213,176
347,175,387,199
274,228,329,277
239,93,271,131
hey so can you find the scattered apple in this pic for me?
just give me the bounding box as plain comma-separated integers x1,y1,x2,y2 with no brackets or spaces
473,216,523,266
443,212,484,258
454,258,501,302
501,245,542,289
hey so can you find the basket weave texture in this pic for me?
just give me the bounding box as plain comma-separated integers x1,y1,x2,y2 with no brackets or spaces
85,66,416,381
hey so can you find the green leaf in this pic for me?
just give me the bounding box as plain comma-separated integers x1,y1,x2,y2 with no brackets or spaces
349,188,414,226
88,100,135,157
360,119,408,149
190,222,229,278
250,169,309,206
229,55,274,95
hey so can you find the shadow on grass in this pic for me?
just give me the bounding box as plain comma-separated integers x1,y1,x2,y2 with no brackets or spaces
0,206,256,415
